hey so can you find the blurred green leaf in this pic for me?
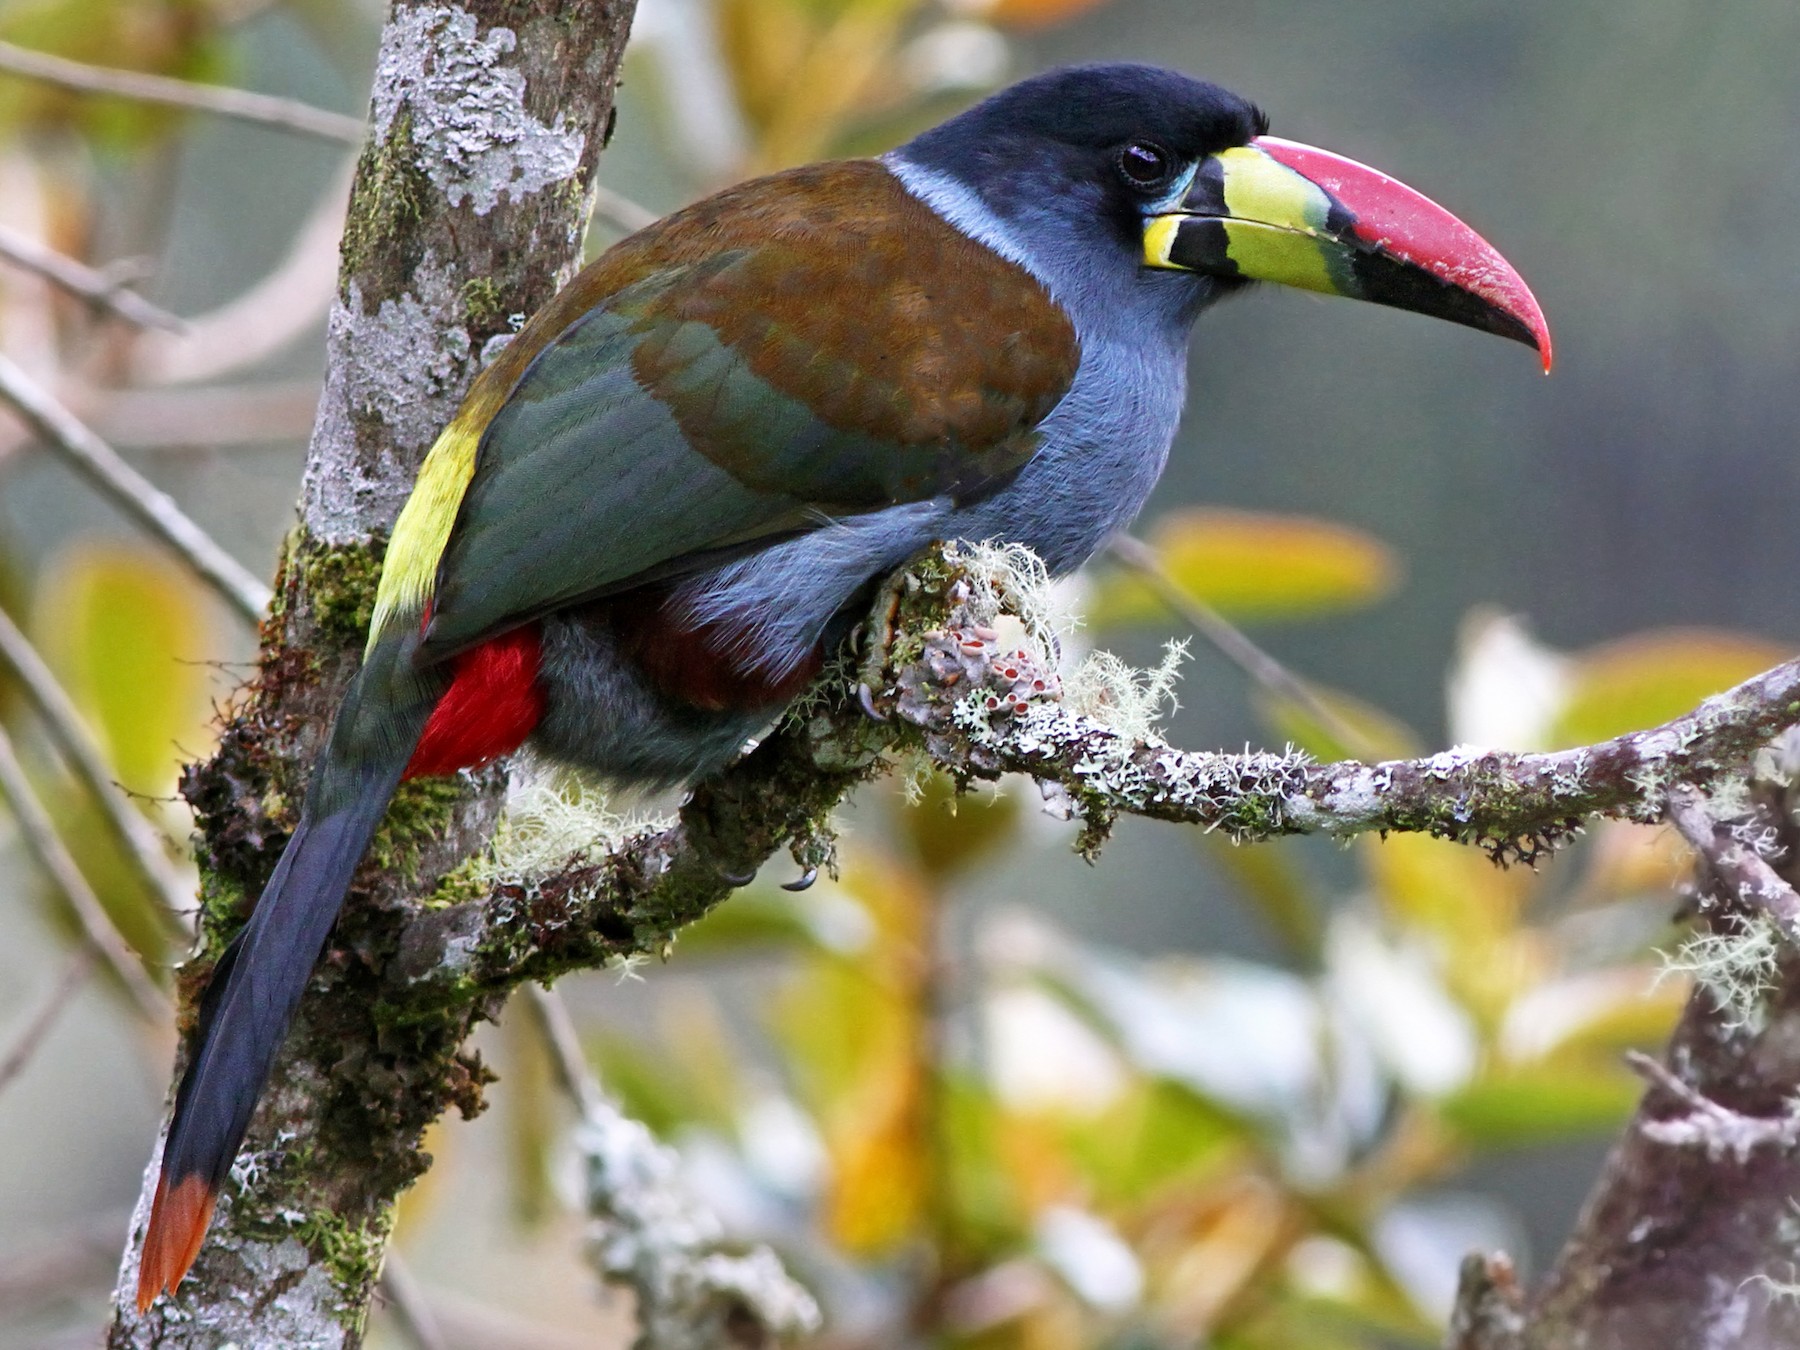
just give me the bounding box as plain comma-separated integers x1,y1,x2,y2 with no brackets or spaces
1198,835,1326,965
672,886,822,955
1438,1065,1639,1147
0,0,231,145
29,784,170,962
1552,629,1788,747
502,1003,557,1227
1068,1079,1243,1208
589,992,745,1139
1092,509,1401,629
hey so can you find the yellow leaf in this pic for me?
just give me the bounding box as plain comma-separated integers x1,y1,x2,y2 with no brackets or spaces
1553,629,1788,747
34,544,214,796
897,771,1021,879
1438,1064,1640,1147
1498,966,1684,1064
1093,509,1401,628
1361,834,1542,1025
0,0,229,144
772,855,935,1254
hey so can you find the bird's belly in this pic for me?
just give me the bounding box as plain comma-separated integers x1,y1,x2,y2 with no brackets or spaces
531,501,945,784
533,595,786,788
946,337,1185,574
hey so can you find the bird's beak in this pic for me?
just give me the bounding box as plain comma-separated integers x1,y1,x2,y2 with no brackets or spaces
1146,135,1552,370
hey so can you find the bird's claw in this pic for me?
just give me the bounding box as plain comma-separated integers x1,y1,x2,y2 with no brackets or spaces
856,682,889,723
781,866,819,892
717,865,756,887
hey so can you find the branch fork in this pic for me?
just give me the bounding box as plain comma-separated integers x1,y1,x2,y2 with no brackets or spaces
1628,1050,1800,1162
1666,783,1800,939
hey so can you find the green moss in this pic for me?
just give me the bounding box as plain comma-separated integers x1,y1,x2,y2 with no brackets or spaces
300,541,384,647
460,275,505,329
369,777,465,880
193,869,253,962
294,1205,393,1328
339,111,429,283
423,853,491,909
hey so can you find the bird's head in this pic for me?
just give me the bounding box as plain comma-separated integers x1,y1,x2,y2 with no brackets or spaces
891,63,1550,368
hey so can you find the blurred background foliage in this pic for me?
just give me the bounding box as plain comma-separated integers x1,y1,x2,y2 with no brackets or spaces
0,0,1794,1345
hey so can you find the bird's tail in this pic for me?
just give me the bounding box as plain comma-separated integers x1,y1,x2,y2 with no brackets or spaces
136,644,436,1310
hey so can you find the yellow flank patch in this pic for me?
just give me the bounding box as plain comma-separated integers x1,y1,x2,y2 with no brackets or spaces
1215,146,1342,297
368,418,482,652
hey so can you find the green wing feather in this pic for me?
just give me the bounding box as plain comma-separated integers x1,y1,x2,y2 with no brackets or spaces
416,160,1079,660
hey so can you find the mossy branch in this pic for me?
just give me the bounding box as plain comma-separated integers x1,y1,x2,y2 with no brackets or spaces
394,541,1800,1003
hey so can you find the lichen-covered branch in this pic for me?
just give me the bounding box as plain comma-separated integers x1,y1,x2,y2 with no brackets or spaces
390,546,1800,1010
578,1096,822,1349
516,987,819,1347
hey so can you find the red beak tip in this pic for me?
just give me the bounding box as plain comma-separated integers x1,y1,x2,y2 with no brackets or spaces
1528,312,1553,373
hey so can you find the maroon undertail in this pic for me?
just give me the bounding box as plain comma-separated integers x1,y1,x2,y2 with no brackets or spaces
586,586,825,714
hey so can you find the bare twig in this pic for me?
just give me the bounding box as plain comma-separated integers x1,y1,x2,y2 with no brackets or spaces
1107,533,1385,761
377,1251,451,1350
0,225,183,332
0,946,96,1094
0,39,365,145
1627,1049,1800,1160
1445,1253,1527,1350
1666,785,1800,936
0,604,193,928
591,183,659,235
523,983,605,1116
90,380,323,449
0,353,270,621
576,1076,823,1346
0,723,166,1020
131,163,351,387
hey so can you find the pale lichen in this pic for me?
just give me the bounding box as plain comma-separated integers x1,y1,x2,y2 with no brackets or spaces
1064,640,1189,744
578,1096,821,1346
302,261,476,542
478,761,672,882
1658,914,1784,1034
372,5,585,216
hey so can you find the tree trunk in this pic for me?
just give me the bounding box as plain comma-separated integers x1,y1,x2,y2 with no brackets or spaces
107,3,638,1343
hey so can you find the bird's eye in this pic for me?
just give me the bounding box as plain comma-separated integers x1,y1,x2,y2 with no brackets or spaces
1118,141,1176,191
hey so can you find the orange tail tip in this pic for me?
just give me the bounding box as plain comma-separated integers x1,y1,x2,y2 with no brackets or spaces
135,1174,217,1312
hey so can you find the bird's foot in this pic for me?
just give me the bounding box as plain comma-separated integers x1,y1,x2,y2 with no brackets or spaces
781,866,819,892
852,567,912,710
855,682,889,723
